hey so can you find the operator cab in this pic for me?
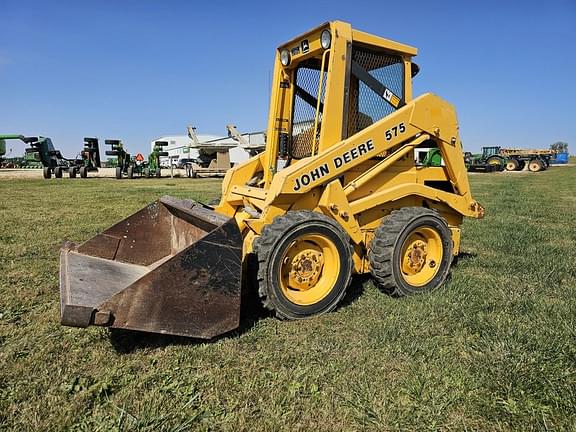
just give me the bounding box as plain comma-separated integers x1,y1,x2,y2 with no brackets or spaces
265,21,418,181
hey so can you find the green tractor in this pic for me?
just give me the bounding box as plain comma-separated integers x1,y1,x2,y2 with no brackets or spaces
105,140,131,179
0,134,44,169
464,146,506,172
1,135,102,178
144,141,168,178
1,135,72,177
422,148,443,167
23,135,85,178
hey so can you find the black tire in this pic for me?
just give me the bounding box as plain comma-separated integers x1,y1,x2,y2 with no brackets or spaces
517,160,526,170
54,167,63,178
144,168,150,178
69,167,77,178
43,167,52,179
80,166,88,178
486,156,504,171
127,166,134,179
368,207,453,297
155,168,161,178
253,210,354,320
115,166,122,179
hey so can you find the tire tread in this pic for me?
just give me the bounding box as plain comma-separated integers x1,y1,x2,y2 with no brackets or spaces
368,207,449,296
253,210,353,319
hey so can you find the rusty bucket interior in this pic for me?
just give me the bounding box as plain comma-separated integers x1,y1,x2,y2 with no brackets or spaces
60,196,243,339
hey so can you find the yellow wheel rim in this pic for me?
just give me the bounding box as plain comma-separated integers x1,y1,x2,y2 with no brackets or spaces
279,234,340,306
400,227,443,287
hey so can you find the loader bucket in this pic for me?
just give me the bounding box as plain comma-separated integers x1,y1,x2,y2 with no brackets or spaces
59,196,243,339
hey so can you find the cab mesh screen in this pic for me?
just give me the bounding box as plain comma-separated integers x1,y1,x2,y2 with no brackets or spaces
290,63,327,159
346,47,404,138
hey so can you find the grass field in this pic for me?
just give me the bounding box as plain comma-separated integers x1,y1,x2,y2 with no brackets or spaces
1,168,575,431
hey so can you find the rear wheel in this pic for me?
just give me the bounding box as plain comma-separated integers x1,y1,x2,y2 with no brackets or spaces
253,210,353,320
127,166,134,179
54,167,63,178
115,166,122,179
43,167,52,179
528,159,544,172
69,167,77,178
486,156,504,171
368,207,453,296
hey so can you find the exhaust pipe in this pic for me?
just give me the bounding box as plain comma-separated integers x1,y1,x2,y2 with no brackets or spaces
59,196,243,339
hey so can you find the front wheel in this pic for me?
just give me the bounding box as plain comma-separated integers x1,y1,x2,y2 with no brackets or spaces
506,159,519,171
69,167,77,178
368,207,453,296
54,167,63,178
127,166,134,179
115,166,122,179
253,210,353,320
80,166,88,178
43,167,52,179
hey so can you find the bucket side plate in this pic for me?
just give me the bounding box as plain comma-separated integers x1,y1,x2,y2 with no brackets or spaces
99,217,243,339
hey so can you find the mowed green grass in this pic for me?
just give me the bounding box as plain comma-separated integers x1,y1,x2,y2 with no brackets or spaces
1,168,575,431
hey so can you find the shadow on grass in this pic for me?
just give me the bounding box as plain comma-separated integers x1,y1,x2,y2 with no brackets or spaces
338,274,370,308
452,251,477,267
104,252,480,353
109,274,371,353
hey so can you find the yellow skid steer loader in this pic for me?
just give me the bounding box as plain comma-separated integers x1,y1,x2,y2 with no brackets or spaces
60,21,483,339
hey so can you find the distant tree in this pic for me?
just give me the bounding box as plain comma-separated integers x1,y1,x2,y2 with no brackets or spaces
550,141,568,153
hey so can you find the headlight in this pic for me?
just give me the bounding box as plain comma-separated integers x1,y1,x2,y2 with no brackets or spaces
321,29,332,49
280,49,291,66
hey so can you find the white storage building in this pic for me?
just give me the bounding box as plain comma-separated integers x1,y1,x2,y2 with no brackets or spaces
151,131,266,166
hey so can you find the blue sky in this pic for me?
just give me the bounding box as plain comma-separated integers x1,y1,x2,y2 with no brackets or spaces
1,0,574,156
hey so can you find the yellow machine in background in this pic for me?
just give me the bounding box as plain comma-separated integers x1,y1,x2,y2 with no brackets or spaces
59,21,483,338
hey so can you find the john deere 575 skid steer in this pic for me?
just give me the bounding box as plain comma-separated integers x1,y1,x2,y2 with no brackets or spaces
59,22,483,339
